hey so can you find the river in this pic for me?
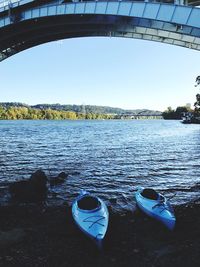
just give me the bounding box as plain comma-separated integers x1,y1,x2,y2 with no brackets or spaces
0,119,200,211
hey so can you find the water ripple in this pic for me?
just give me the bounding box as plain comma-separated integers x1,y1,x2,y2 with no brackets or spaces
0,119,200,210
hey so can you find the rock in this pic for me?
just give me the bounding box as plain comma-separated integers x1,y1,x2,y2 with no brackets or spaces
154,245,178,259
49,172,68,186
58,172,67,179
0,228,25,248
110,258,116,262
133,249,140,253
30,170,47,194
5,256,13,261
9,170,47,202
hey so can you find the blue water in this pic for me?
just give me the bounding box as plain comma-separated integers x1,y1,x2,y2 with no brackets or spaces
0,119,200,211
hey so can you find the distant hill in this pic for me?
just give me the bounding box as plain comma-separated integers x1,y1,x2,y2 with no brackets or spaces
0,102,162,116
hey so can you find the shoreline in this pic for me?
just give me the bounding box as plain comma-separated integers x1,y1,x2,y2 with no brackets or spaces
1,202,200,267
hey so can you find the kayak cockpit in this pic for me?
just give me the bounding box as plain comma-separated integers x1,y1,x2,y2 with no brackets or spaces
140,188,165,203
77,195,101,212
141,188,159,200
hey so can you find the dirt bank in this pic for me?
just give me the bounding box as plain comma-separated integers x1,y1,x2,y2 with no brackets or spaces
0,201,200,267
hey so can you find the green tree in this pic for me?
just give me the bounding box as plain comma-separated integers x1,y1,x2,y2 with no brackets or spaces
162,106,190,120
162,107,176,119
194,76,200,114
0,105,4,119
175,106,190,119
0,105,116,120
194,94,200,113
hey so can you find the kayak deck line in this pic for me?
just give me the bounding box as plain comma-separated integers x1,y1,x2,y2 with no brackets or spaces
152,200,175,215
83,215,106,228
137,190,175,215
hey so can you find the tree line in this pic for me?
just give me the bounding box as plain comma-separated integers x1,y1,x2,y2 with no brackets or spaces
0,102,162,116
162,106,192,120
195,76,200,113
162,76,200,120
0,106,114,120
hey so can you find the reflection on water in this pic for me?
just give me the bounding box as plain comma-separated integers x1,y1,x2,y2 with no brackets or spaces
0,119,200,211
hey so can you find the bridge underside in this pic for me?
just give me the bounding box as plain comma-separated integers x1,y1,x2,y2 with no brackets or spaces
0,13,199,61
0,1,200,61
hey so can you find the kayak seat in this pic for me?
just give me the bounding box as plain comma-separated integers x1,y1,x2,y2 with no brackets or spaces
78,196,100,210
141,188,159,200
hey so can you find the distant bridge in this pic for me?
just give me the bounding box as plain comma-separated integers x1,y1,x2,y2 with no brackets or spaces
118,113,163,119
1,0,200,61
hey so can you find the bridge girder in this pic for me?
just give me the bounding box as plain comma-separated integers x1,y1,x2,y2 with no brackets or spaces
0,1,200,61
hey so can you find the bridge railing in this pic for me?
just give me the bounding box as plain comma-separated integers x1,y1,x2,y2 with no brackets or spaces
0,0,35,11
0,0,191,10
0,0,20,8
0,0,197,13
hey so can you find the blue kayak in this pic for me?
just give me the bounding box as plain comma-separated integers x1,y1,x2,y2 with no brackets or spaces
72,190,109,245
135,187,176,230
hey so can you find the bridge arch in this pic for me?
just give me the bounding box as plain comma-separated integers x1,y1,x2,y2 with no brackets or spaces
0,1,200,61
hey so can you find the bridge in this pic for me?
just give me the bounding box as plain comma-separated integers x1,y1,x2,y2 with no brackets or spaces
0,0,200,61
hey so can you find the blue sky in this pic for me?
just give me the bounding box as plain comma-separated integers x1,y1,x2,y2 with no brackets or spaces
0,37,199,111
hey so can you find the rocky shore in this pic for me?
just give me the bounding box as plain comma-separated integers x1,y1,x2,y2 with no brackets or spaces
0,200,200,267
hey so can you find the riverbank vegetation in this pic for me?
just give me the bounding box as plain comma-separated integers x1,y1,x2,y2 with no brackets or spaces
162,76,200,122
0,102,162,116
194,76,200,114
0,106,114,120
162,106,192,120
0,103,162,120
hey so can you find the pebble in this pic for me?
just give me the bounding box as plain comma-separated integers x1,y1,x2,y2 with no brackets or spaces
5,256,13,261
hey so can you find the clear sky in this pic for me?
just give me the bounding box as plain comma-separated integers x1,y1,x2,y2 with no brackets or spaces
0,36,199,112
